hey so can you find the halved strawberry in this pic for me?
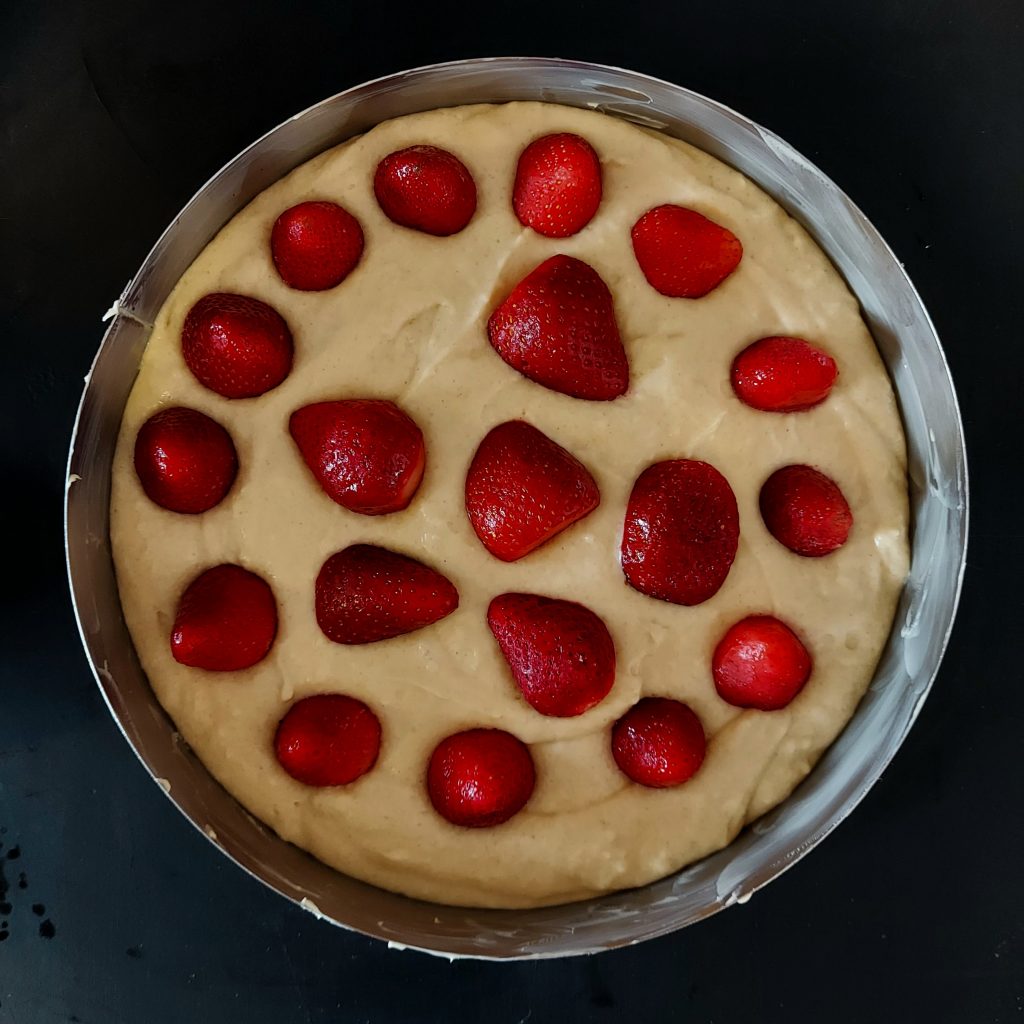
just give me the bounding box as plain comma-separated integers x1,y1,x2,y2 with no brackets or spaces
731,336,838,412
487,593,615,717
621,459,739,606
274,694,381,786
315,544,458,645
631,205,742,298
465,420,599,561
487,255,629,400
134,407,238,514
612,697,706,788
289,400,424,515
373,145,477,236
712,615,812,711
759,464,853,557
427,728,535,827
171,564,277,671
182,293,294,399
271,200,365,291
513,132,602,238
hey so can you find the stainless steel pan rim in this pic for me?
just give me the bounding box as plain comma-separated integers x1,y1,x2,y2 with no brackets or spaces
65,57,968,960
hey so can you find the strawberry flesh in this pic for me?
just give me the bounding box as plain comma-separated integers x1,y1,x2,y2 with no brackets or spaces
713,615,812,711
134,406,238,514
274,694,381,786
487,255,629,400
171,564,277,671
631,204,742,298
290,399,425,515
621,459,739,605
487,593,615,717
760,464,853,557
271,200,365,291
182,292,293,399
513,132,602,238
427,728,535,827
612,697,706,788
315,544,458,645
374,145,477,236
732,336,838,412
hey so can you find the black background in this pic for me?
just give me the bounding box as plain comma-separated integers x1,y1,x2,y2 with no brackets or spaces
2,0,1022,1020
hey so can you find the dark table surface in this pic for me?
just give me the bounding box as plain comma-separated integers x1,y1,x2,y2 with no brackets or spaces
2,0,1022,1020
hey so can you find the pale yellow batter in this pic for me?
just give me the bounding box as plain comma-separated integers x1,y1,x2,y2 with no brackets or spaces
110,102,908,908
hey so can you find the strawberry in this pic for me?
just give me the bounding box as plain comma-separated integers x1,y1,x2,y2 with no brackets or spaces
513,132,602,238
182,293,294,399
631,204,742,298
487,255,629,400
427,728,535,827
759,464,853,557
712,615,812,711
373,145,477,236
134,407,238,514
621,459,739,606
274,694,381,786
465,420,599,561
487,593,615,717
315,544,458,645
271,200,365,291
732,336,838,412
612,697,706,788
171,564,277,671
289,400,424,515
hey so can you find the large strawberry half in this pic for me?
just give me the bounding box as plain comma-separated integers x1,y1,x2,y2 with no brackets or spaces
374,145,477,236
621,459,739,606
513,132,602,238
487,255,629,401
731,336,838,412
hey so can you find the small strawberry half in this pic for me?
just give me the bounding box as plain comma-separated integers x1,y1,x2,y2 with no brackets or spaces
513,132,602,238
621,459,740,606
631,205,743,298
732,336,838,412
274,694,382,786
465,420,599,561
134,407,238,514
373,145,477,236
612,697,706,788
712,615,812,711
487,255,629,400
289,400,425,515
271,200,365,291
427,728,535,827
315,544,458,645
182,293,294,399
487,593,615,717
171,564,277,671
760,464,853,557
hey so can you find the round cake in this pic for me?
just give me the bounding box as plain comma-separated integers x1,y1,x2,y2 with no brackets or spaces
109,101,909,909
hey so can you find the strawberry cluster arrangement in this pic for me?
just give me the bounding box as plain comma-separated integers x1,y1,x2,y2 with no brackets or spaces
134,133,853,830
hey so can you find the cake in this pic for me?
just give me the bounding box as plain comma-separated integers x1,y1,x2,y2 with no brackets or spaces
109,101,909,909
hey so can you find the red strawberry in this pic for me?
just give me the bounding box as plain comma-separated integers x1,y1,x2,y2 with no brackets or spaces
631,205,742,298
760,464,853,557
465,420,599,561
487,255,629,400
487,593,615,717
513,132,602,238
289,400,424,515
373,145,477,236
732,336,838,412
182,293,293,399
315,544,458,645
171,564,277,671
712,615,812,711
621,460,739,606
612,697,706,788
274,694,381,786
427,728,535,827
271,200,365,291
134,407,238,514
